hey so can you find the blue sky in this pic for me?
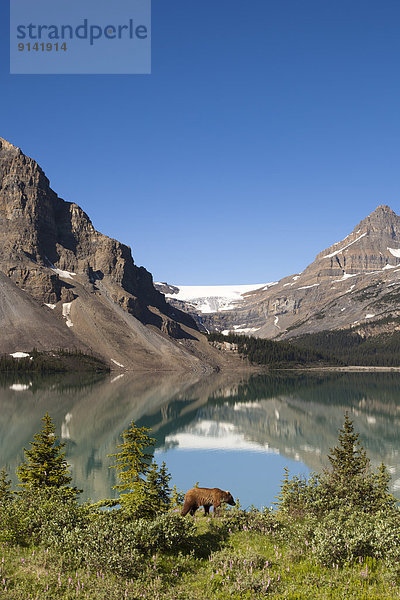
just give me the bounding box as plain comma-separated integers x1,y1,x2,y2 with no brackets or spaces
1,0,400,284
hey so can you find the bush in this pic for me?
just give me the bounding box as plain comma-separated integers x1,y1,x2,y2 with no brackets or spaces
0,494,197,576
312,509,400,566
0,488,89,546
45,511,197,576
223,506,279,535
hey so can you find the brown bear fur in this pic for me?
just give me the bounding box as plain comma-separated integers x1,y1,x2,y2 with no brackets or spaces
181,487,236,516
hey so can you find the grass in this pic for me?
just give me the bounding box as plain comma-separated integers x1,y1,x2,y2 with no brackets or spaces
2,512,400,600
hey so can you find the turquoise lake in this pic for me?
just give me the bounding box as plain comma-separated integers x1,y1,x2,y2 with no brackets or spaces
1,370,400,509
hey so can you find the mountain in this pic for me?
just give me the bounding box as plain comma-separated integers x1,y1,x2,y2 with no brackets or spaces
160,205,400,340
154,282,274,332
0,137,235,371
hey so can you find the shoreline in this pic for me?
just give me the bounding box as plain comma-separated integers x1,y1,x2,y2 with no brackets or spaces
282,365,400,373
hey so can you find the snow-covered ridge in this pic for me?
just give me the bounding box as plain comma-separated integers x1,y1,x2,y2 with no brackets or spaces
323,232,367,259
161,283,273,314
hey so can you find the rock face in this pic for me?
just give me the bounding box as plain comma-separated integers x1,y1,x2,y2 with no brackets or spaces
162,205,400,339
0,137,232,371
0,138,188,325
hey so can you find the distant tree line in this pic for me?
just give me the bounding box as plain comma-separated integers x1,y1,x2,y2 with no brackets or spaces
292,330,400,367
0,349,110,373
207,332,336,367
208,328,400,367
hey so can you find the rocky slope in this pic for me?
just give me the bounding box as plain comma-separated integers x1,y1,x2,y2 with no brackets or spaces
161,205,400,340
0,137,236,371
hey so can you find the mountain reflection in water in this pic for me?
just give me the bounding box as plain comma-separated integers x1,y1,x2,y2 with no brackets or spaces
1,371,400,507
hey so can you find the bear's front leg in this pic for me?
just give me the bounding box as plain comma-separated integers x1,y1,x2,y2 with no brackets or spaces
213,502,221,517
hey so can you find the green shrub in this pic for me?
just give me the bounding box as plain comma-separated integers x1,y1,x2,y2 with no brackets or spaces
44,511,196,576
223,506,279,535
312,509,400,566
0,488,88,546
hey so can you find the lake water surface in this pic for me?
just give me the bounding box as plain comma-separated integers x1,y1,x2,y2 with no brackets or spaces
1,370,400,509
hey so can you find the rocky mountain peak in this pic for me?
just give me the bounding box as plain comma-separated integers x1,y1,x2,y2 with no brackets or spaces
354,204,400,233
0,136,197,335
0,137,20,154
168,204,400,341
310,205,400,279
373,204,395,214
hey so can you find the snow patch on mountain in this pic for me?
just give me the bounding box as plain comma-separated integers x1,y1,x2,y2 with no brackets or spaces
222,327,260,335
62,303,73,327
345,285,356,293
297,283,320,290
334,273,360,282
323,233,367,258
388,247,400,258
164,283,271,314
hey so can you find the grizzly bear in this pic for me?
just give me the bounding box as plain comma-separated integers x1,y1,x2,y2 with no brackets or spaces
181,487,236,516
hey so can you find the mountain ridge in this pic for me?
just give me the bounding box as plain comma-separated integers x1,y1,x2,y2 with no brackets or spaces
0,137,240,372
159,205,400,340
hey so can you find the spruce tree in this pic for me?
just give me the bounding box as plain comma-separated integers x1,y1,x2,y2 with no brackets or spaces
17,413,77,495
144,460,172,516
327,412,369,479
170,484,185,510
278,414,396,516
322,412,395,512
109,421,155,516
0,467,13,503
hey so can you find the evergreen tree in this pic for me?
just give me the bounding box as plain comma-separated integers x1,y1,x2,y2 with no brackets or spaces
109,421,155,516
319,413,395,511
0,467,13,503
17,413,77,496
278,414,396,516
373,461,396,510
318,412,372,510
170,484,185,510
145,461,172,514
327,412,369,480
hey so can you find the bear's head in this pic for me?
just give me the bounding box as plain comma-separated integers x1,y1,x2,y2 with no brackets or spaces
224,491,236,506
